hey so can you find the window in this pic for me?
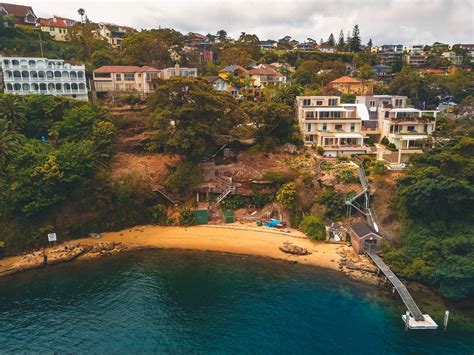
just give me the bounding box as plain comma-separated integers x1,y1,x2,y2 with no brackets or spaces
306,124,311,132
335,124,342,131
369,100,376,107
407,125,415,132
385,111,390,118
328,98,338,106
115,73,122,81
350,123,355,132
302,99,311,106
395,99,403,107
424,124,428,133
138,74,142,78
124,73,134,81
322,123,327,131
305,111,315,119
95,73,111,78
316,100,323,106
319,111,341,118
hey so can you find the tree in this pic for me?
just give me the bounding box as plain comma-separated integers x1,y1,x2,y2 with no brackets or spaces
300,215,326,241
216,29,228,42
0,119,22,171
271,85,302,107
91,49,113,68
327,33,335,46
147,77,246,160
77,8,85,23
123,29,184,67
218,46,254,67
337,30,345,51
164,162,203,196
240,101,295,150
349,25,361,52
276,182,297,209
367,38,373,49
357,63,373,80
0,95,25,130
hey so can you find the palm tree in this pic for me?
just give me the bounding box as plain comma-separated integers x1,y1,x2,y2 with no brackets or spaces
77,8,85,24
0,95,25,130
0,119,22,171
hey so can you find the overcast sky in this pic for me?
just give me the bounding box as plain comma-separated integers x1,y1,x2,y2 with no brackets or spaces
12,0,474,45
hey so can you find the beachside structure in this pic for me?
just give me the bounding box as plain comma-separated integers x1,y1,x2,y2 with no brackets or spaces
349,222,382,254
296,95,373,156
93,65,160,96
328,76,374,95
38,16,76,41
355,95,437,163
0,2,36,26
0,56,88,100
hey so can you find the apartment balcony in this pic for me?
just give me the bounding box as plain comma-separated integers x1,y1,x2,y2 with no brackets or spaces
4,76,86,82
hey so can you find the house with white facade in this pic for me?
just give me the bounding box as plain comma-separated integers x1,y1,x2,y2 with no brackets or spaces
96,22,134,49
0,56,88,100
355,95,437,163
441,51,463,65
296,96,372,157
202,76,230,91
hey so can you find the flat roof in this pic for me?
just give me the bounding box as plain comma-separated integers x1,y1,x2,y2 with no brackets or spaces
341,104,369,121
335,133,364,138
400,135,427,140
390,108,421,113
304,108,350,112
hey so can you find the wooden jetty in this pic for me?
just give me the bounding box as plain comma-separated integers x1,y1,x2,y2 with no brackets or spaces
367,251,438,330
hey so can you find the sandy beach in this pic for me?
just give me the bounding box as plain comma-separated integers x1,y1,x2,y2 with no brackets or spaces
0,224,376,282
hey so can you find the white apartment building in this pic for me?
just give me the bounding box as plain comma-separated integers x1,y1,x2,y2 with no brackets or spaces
296,96,372,157
441,51,463,66
356,95,437,163
0,56,88,100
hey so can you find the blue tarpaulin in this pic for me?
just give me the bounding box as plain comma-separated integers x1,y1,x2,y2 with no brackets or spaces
265,219,281,227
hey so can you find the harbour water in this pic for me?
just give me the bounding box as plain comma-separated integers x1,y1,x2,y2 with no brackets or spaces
0,249,472,353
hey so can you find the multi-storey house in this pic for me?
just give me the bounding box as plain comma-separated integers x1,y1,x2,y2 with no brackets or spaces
159,64,198,80
93,65,160,97
96,22,134,49
248,65,286,87
355,95,437,163
296,96,372,157
441,51,463,65
328,76,373,95
405,54,426,67
38,16,76,41
0,3,36,26
0,56,88,100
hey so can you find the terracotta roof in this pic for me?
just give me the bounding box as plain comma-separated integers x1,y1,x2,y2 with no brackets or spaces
423,68,446,74
0,2,35,17
248,68,279,75
39,17,75,28
202,76,221,83
330,76,363,84
94,65,160,73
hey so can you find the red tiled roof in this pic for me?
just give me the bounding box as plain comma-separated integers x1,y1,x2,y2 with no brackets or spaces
330,76,363,84
39,17,75,28
94,65,160,73
248,68,279,75
422,68,446,74
0,3,34,17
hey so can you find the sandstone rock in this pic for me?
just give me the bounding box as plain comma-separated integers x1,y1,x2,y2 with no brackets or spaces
279,244,311,256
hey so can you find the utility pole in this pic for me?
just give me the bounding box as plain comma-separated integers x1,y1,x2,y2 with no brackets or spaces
38,32,44,58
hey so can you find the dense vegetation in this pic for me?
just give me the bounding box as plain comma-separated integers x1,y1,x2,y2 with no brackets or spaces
385,135,474,299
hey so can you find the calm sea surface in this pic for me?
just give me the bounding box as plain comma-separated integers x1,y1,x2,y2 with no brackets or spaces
0,249,472,353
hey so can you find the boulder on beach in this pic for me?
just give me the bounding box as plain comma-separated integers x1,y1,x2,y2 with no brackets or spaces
279,244,312,256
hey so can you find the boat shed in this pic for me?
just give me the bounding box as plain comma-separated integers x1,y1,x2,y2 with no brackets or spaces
349,222,382,254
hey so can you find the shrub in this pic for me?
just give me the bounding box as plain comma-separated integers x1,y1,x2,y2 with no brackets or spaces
299,215,326,241
335,168,358,183
337,155,349,162
367,161,387,175
263,171,296,187
388,143,397,150
316,145,325,156
317,188,347,219
381,136,389,146
150,204,168,225
164,162,203,196
276,182,297,209
178,207,195,226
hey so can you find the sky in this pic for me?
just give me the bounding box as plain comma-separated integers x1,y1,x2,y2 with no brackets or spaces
10,0,474,45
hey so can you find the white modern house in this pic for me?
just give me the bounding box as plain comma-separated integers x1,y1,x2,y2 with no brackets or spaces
296,96,372,157
356,95,437,163
0,56,88,100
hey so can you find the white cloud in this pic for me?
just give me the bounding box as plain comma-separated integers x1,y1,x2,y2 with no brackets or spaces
13,0,474,44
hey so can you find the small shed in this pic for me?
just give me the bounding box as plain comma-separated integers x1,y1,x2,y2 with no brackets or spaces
349,222,382,254
192,209,209,225
223,210,235,224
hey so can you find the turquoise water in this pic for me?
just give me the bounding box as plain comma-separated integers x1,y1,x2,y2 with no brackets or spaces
0,250,472,353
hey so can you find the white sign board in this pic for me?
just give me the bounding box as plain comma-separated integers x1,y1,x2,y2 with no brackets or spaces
47,233,57,242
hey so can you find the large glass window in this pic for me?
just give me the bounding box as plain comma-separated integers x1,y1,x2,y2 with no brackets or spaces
115,73,122,81
328,98,338,106
124,73,134,81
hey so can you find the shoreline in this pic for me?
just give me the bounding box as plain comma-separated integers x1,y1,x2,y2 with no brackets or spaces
0,224,380,284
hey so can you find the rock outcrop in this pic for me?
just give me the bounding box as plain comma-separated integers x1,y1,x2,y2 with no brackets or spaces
279,244,311,255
